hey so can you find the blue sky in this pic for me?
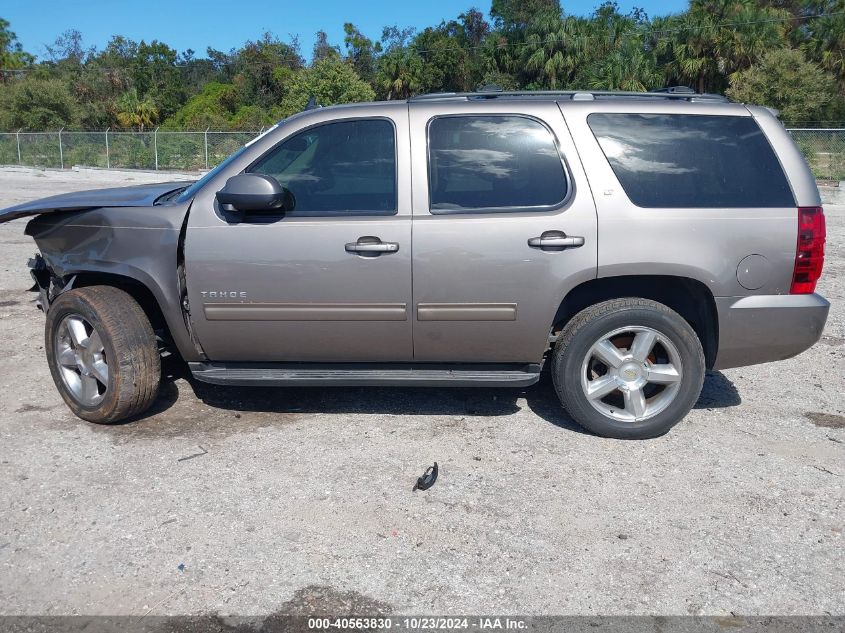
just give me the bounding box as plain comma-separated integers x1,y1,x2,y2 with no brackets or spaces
3,0,688,61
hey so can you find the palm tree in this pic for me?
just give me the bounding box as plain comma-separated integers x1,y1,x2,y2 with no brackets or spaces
115,88,158,131
376,48,424,99
586,40,663,92
800,10,845,87
576,3,661,91
652,0,789,93
520,13,586,89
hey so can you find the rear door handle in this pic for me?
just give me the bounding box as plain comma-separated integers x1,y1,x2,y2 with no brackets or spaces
347,243,399,253
528,232,585,249
345,237,400,255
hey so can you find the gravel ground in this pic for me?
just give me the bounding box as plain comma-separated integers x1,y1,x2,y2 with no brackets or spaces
0,168,842,617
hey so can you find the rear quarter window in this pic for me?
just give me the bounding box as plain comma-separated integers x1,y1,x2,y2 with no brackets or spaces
587,113,795,208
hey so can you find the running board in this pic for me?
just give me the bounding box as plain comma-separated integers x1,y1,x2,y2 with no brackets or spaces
188,362,542,388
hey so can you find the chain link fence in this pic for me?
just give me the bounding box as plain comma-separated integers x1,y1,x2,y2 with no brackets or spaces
0,127,843,180
787,129,845,181
0,129,259,172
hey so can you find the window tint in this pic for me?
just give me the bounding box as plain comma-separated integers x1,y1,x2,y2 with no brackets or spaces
250,119,396,216
428,116,568,212
587,113,794,208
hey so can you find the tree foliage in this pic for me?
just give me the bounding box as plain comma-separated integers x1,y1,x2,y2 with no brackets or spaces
115,87,158,131
279,56,375,117
0,18,33,74
490,0,561,29
0,78,78,128
1,1,843,131
726,47,843,121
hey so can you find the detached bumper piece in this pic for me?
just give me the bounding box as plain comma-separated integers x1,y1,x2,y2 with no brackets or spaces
413,463,438,492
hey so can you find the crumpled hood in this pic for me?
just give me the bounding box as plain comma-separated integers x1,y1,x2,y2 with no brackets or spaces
0,181,190,224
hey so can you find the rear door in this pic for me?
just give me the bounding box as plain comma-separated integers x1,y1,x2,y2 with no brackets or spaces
409,100,598,363
184,105,414,362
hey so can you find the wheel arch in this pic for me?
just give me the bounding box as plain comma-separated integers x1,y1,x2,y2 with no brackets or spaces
71,271,166,332
57,268,199,362
552,275,719,369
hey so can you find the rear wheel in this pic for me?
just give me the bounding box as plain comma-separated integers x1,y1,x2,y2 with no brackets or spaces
45,286,161,423
552,298,705,439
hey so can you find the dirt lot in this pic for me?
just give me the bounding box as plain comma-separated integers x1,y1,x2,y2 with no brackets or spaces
0,168,842,617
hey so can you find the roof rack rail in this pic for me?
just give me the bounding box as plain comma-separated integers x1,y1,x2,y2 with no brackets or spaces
408,88,729,103
649,86,695,94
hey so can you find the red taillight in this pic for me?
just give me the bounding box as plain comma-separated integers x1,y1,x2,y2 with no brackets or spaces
790,206,826,294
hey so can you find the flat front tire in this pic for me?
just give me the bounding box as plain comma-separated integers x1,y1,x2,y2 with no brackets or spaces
552,298,705,439
45,286,161,424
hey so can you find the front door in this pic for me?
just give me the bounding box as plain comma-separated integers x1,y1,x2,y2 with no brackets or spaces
184,107,413,362
409,101,598,363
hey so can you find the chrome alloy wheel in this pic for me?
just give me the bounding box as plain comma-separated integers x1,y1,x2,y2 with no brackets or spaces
54,314,109,407
579,325,683,423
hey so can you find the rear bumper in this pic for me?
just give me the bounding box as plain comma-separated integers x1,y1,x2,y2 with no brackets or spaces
713,293,830,370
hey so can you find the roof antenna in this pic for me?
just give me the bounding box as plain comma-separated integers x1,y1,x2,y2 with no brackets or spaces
304,95,321,111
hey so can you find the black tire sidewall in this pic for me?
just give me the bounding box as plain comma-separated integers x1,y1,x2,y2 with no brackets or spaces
554,303,705,439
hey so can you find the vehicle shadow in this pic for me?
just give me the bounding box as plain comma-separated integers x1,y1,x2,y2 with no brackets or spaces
695,370,742,409
137,358,741,435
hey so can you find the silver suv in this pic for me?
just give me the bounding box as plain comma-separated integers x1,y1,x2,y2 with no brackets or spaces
1,89,829,439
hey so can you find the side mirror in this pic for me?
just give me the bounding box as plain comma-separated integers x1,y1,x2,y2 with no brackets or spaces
216,174,294,213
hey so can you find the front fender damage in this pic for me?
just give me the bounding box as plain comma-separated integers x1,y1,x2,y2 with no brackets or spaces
28,253,75,312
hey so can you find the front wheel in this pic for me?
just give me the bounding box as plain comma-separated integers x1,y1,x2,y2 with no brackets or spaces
45,286,161,424
552,298,705,439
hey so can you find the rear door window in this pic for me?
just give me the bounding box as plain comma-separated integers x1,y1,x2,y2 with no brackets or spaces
587,113,795,208
427,115,569,213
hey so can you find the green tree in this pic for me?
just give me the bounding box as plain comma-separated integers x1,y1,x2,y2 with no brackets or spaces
313,30,340,62
115,87,159,131
166,82,239,129
0,78,78,129
412,10,491,92
229,105,274,129
414,22,470,92
796,2,845,88
131,40,185,119
577,3,662,91
2,3,844,132
0,17,34,77
279,57,375,117
726,47,843,122
490,0,560,28
520,13,586,89
653,0,790,93
62,36,137,129
233,32,304,108
376,47,424,98
178,49,223,95
343,23,380,82
45,29,90,65
585,39,662,91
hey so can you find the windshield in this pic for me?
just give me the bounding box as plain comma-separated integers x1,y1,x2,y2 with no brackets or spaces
175,123,281,203
176,145,249,203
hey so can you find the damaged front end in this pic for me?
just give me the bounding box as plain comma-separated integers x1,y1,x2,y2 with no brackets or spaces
28,253,73,313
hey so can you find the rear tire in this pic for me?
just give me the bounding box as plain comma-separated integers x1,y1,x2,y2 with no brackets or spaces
45,286,161,424
552,298,705,439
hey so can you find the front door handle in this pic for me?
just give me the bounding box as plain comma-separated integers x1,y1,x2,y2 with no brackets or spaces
345,237,400,256
528,231,585,249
